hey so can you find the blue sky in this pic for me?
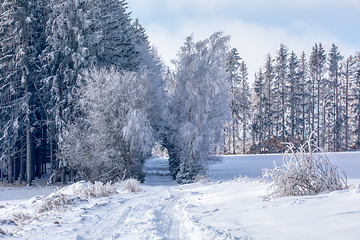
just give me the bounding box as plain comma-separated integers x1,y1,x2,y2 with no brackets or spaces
127,0,360,83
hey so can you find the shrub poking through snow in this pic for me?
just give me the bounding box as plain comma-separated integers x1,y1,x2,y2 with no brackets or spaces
193,175,211,184
59,181,117,199
11,212,33,225
263,138,348,198
37,193,86,213
120,178,141,193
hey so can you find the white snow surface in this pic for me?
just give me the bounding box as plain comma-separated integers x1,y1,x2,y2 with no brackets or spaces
0,153,359,239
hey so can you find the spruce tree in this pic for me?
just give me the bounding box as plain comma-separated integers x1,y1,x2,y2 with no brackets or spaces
238,61,251,154
343,55,356,150
263,54,275,140
328,44,343,151
287,51,300,139
252,69,265,148
274,43,288,141
309,43,327,148
226,48,242,154
0,0,47,185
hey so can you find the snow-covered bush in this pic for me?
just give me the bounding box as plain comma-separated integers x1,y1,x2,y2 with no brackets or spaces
120,178,141,193
193,175,211,184
263,139,348,198
37,193,85,213
11,212,33,226
59,181,118,199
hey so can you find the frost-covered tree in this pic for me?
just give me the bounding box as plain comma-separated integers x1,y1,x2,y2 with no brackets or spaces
328,44,343,151
166,32,230,183
287,51,301,139
298,52,310,141
350,52,360,149
343,55,356,150
263,54,275,140
42,0,145,182
62,68,155,182
0,0,48,185
252,69,265,147
225,49,251,154
274,43,288,141
132,19,167,142
83,0,139,70
42,0,85,181
226,48,242,154
309,43,327,148
238,60,251,154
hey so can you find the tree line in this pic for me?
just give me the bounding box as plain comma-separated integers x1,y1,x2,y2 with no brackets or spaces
0,0,232,185
0,0,166,185
247,43,360,154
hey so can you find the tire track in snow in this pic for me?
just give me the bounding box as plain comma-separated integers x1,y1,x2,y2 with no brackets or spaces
75,186,185,240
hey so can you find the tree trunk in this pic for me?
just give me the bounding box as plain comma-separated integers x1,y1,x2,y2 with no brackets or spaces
61,166,66,184
50,124,54,176
19,143,25,184
243,117,246,154
317,79,320,147
344,60,350,150
26,121,33,186
232,116,236,154
8,154,13,184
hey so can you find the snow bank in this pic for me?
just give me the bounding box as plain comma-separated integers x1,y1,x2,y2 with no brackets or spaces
178,179,360,240
208,152,360,182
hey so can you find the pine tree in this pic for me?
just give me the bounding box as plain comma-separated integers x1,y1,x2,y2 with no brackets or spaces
274,43,288,141
226,48,242,154
252,69,265,147
43,0,85,182
0,0,48,185
351,52,360,148
239,60,251,154
84,0,139,70
328,44,343,151
309,43,327,148
42,0,143,182
343,55,356,150
287,51,301,139
298,52,310,141
132,19,167,142
263,54,275,140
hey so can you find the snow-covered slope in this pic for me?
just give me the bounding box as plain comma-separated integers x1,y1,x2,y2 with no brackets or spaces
0,153,359,239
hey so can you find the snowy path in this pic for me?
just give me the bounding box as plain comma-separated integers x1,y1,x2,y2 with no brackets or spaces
70,158,230,240
77,185,183,239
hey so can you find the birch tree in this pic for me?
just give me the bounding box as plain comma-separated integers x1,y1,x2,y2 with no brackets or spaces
167,32,230,183
62,68,155,182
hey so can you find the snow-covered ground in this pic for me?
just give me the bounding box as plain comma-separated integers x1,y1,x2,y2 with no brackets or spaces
1,153,360,239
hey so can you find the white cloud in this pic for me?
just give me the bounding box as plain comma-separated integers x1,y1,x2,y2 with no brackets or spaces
146,15,357,83
128,0,360,84
128,0,360,14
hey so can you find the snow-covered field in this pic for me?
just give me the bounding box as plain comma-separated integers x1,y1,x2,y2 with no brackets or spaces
1,153,360,239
